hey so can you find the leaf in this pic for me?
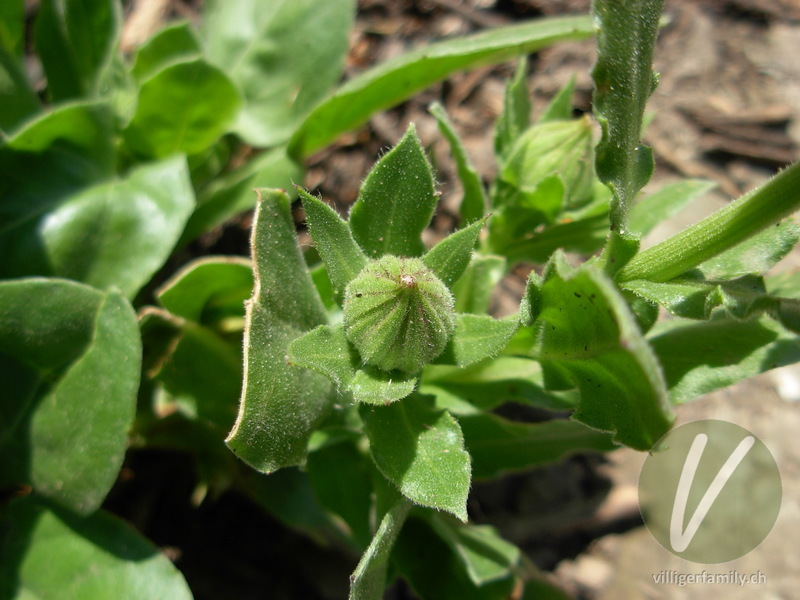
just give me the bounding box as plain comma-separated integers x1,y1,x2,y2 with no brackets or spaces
452,254,506,315
591,0,662,232
459,413,617,479
628,179,716,236
500,213,609,264
124,58,241,158
130,21,202,82
156,256,253,325
0,279,140,514
421,357,577,413
360,394,471,521
307,440,374,548
538,76,576,123
393,517,517,600
0,498,192,600
290,15,594,158
349,124,437,258
0,0,25,57
618,161,800,283
2,155,196,299
288,324,418,405
182,147,304,245
430,102,488,224
697,219,800,279
423,218,487,288
349,497,412,600
621,274,800,329
0,102,115,233
226,189,333,473
0,43,40,134
202,0,355,147
648,316,800,404
428,516,520,585
522,253,674,450
298,187,368,301
139,308,241,431
34,0,121,101
494,56,531,158
436,314,518,367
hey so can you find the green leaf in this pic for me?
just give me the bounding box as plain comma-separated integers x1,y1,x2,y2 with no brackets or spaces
621,275,800,329
140,308,241,431
0,43,40,134
34,0,121,101
428,516,520,585
130,21,202,82
538,76,576,123
430,102,488,225
360,394,471,521
2,155,195,299
618,161,800,283
298,187,368,301
422,357,577,413
182,147,304,245
349,497,412,600
290,15,594,158
459,413,617,479
499,213,609,264
124,58,240,158
494,56,531,158
697,219,800,279
0,279,140,514
226,189,333,473
522,253,674,450
628,179,716,236
288,324,418,405
349,125,437,258
423,218,487,288
649,316,800,404
393,516,517,600
0,102,115,229
452,254,506,315
156,256,253,326
592,0,662,233
0,0,25,57
0,498,192,600
203,0,355,147
436,314,518,367
307,440,374,548
767,271,800,297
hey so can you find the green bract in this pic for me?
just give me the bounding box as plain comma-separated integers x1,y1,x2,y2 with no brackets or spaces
343,256,456,373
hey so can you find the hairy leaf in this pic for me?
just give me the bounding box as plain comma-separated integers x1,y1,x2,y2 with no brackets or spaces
423,217,487,288
349,125,437,258
522,253,673,449
226,189,333,473
361,395,471,521
0,279,140,514
298,187,367,301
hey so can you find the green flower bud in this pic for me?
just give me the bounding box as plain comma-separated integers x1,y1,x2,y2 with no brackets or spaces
500,115,595,212
343,255,455,373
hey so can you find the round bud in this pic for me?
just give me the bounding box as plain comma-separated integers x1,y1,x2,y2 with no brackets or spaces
343,255,455,373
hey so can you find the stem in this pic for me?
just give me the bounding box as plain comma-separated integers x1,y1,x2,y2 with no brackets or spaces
617,162,800,282
349,497,413,600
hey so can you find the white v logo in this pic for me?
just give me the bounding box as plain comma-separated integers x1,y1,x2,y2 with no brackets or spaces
669,433,755,553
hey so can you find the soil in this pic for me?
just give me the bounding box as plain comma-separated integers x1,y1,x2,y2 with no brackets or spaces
108,1,800,599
